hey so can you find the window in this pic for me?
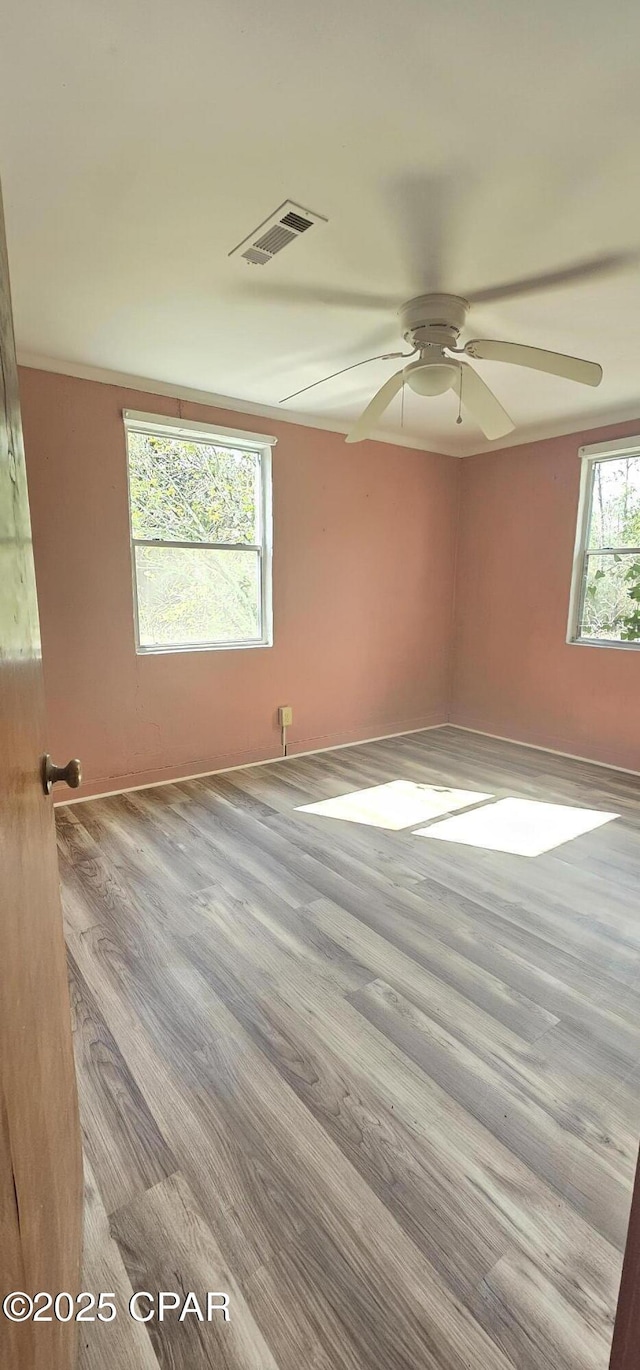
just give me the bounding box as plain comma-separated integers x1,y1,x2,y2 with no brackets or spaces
124,410,274,652
568,437,640,648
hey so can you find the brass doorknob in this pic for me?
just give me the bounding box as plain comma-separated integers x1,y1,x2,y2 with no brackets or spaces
42,754,82,795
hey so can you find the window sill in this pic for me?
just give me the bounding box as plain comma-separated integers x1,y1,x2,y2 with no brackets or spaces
136,640,273,656
567,637,640,652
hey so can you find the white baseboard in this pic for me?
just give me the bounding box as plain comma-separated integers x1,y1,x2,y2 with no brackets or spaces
447,723,640,780
59,722,447,805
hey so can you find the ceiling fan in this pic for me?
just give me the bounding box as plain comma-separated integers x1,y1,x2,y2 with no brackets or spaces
280,292,603,443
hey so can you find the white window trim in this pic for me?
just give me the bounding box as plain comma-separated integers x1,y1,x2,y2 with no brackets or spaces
123,410,275,654
567,435,640,650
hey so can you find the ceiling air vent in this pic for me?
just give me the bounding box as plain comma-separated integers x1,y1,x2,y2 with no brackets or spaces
254,224,297,255
229,200,327,266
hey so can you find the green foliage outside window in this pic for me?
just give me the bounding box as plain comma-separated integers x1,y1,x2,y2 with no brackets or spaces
128,433,259,543
579,457,640,643
127,431,265,648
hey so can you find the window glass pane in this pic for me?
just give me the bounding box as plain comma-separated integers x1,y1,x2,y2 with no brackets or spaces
128,432,260,543
578,551,640,642
587,456,640,549
135,546,261,647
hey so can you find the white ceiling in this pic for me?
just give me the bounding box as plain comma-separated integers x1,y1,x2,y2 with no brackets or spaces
1,0,639,456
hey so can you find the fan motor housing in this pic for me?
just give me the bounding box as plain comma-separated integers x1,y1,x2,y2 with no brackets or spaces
400,293,469,350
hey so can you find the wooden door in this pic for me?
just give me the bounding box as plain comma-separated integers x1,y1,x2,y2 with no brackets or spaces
0,183,83,1367
610,1149,640,1368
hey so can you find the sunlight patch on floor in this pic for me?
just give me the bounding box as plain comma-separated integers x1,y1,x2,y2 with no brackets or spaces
297,781,493,831
414,796,618,856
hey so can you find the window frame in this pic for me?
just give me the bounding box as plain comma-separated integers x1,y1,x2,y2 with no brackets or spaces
567,434,640,650
123,409,275,655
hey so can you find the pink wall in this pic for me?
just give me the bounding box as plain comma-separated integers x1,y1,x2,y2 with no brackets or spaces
450,419,640,772
20,368,460,799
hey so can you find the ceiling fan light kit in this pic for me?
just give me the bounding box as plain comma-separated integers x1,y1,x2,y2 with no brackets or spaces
405,358,459,397
281,291,603,446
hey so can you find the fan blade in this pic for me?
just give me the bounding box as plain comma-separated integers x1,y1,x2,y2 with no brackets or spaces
345,370,406,444
454,363,515,441
465,252,638,308
464,338,602,387
280,350,415,404
234,282,397,312
388,171,458,293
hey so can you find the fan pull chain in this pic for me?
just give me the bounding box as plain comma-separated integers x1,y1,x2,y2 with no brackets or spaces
456,370,463,424
401,380,405,429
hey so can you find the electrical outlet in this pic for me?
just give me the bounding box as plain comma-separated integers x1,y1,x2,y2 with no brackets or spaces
278,705,293,728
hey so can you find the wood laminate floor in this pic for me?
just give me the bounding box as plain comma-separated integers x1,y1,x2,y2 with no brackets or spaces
56,726,640,1369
